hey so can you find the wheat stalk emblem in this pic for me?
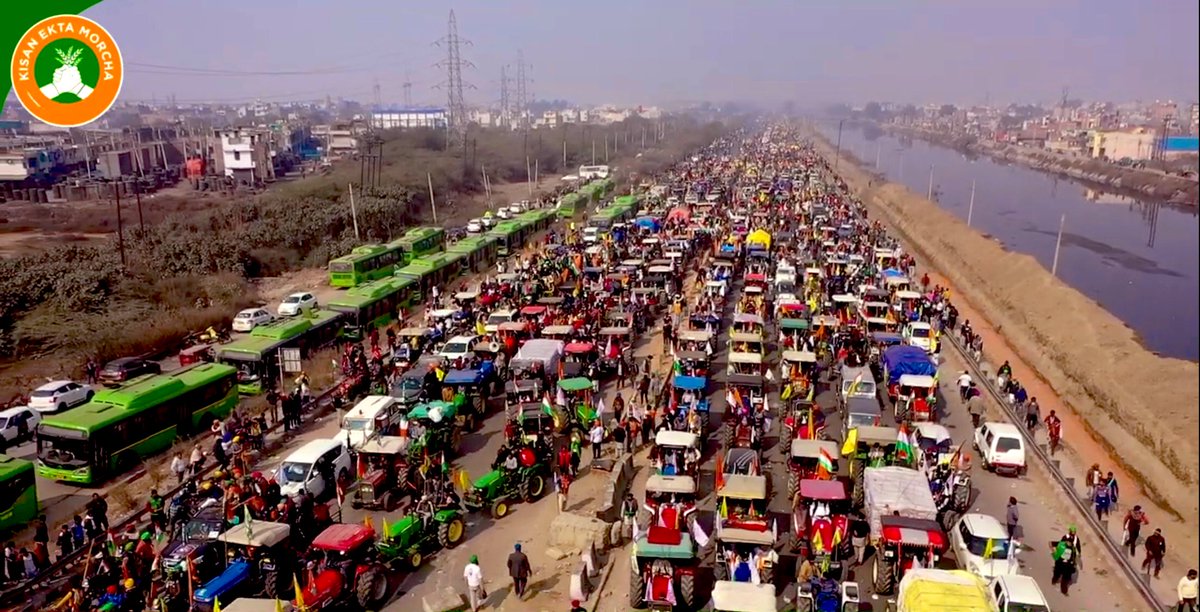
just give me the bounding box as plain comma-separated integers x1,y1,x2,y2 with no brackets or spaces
54,46,84,67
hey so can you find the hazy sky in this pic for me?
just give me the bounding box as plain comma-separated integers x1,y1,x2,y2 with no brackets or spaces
86,0,1199,108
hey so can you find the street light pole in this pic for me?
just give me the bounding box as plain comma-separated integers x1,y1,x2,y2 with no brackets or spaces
835,119,845,170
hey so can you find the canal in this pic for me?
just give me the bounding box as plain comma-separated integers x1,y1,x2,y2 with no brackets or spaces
821,123,1199,361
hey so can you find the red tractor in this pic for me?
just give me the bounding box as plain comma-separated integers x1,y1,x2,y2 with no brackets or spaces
789,479,853,574
296,524,390,610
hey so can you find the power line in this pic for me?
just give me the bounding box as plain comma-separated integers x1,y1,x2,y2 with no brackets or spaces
434,10,474,147
515,49,531,132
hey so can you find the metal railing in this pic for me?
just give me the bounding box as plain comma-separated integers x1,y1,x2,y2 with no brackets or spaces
942,330,1165,611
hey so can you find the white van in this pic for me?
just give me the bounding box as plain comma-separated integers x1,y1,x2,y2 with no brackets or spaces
989,575,1052,612
276,438,353,500
340,395,399,449
973,422,1027,476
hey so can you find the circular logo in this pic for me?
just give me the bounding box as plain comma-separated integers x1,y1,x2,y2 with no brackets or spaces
9,15,124,128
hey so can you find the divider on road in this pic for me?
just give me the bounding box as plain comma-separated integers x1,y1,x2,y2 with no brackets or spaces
943,330,1165,611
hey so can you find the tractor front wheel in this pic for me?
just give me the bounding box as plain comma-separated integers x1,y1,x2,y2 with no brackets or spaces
438,517,466,549
679,572,696,609
490,499,510,519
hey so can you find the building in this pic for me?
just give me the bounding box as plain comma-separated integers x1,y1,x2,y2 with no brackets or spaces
0,147,69,183
312,123,360,157
370,107,447,130
1190,103,1199,135
1089,128,1158,161
213,127,276,183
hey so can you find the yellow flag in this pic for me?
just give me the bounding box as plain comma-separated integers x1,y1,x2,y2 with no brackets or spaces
213,597,222,612
363,515,373,531
294,574,307,611
780,384,793,401
841,428,858,457
983,538,995,559
276,599,286,612
475,320,487,336
382,517,390,539
720,497,728,519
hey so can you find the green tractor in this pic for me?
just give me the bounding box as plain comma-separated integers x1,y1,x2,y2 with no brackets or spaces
461,452,550,519
376,499,467,570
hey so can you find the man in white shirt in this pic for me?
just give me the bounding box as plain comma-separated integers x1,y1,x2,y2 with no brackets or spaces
463,554,485,611
590,423,605,461
956,371,972,402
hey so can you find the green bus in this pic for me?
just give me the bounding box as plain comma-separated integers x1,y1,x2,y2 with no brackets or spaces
395,252,465,301
591,207,623,230
36,364,239,484
612,194,641,214
327,244,403,288
390,227,446,265
327,276,416,333
518,209,555,234
217,309,345,394
557,192,582,219
0,455,37,533
448,235,499,274
487,221,529,257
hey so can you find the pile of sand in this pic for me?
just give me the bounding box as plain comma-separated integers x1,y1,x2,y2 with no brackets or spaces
815,134,1199,524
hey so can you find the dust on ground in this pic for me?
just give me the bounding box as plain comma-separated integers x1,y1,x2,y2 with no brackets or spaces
810,130,1200,565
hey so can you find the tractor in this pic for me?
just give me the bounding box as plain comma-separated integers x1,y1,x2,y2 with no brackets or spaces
461,447,550,519
630,525,699,609
191,521,294,611
376,498,466,570
296,524,390,610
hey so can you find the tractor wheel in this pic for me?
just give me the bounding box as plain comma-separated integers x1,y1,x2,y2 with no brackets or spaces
355,564,388,608
787,470,800,501
852,474,865,509
722,424,733,449
629,563,647,609
713,556,729,581
698,412,709,435
379,490,394,512
409,550,424,569
490,499,510,519
520,474,546,502
679,572,696,609
849,457,864,479
872,555,896,595
941,509,961,533
262,568,282,599
438,516,466,549
953,482,971,511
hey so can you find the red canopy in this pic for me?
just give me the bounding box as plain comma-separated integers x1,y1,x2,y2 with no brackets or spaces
667,207,691,222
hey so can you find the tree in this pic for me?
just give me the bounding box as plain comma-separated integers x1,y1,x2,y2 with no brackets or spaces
863,102,884,120
938,104,957,117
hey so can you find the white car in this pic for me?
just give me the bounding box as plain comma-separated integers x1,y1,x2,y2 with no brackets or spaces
466,219,484,234
495,208,513,220
0,406,41,449
232,308,274,333
28,381,94,414
439,335,480,363
507,203,523,215
484,309,517,333
582,227,600,244
949,513,1020,579
904,321,936,353
480,215,496,229
277,292,317,317
275,438,353,500
973,422,1027,476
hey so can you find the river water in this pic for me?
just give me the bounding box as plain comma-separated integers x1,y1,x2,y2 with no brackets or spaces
820,123,1199,361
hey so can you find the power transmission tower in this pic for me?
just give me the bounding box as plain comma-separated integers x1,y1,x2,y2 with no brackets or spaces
515,49,532,132
499,65,511,128
435,10,473,147
373,77,382,108
402,71,413,107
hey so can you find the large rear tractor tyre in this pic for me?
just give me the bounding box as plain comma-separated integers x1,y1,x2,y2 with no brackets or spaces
520,474,547,502
872,556,896,595
722,425,733,450
629,564,647,609
787,470,800,501
262,569,282,599
355,564,388,609
438,517,466,549
679,572,696,609
852,475,865,509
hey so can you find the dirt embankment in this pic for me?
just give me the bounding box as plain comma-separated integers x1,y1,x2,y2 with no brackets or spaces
811,131,1199,525
889,125,1199,205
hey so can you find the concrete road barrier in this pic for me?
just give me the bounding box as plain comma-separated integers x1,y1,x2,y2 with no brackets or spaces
594,454,634,522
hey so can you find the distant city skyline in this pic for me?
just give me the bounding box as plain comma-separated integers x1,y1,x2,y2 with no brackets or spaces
65,0,1200,108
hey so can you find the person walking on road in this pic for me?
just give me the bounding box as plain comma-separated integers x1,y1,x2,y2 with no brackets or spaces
1143,528,1166,578
966,387,985,428
1005,497,1019,539
1050,535,1078,596
1124,505,1149,557
957,371,972,402
1024,397,1040,431
507,543,531,599
589,421,605,461
1178,569,1198,612
463,554,485,612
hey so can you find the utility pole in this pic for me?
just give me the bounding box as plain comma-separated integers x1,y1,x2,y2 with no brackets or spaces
1051,213,1066,277
966,179,976,227
926,165,934,200
874,142,881,168
372,77,382,108
835,119,845,170
134,185,145,232
402,70,413,107
604,135,609,163
435,10,474,148
592,140,596,165
113,184,126,267
427,173,439,224
348,183,360,240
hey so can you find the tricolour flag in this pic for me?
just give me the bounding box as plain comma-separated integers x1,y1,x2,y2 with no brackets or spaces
846,371,864,397
895,424,914,463
818,446,835,479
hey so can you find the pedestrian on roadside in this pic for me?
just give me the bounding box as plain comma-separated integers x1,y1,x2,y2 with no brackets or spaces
1143,528,1166,578
1178,569,1198,612
1106,471,1120,508
589,421,605,461
463,554,485,612
1085,464,1103,501
613,420,628,457
1094,481,1111,520
850,512,870,566
70,516,84,549
1050,535,1078,596
507,543,531,599
33,516,49,548
1005,497,1019,538
556,473,571,513
1124,505,1149,557
170,453,187,487
620,493,638,539
211,436,228,470
1025,397,1040,430
86,494,108,532
637,374,651,406
56,524,73,561
956,371,972,402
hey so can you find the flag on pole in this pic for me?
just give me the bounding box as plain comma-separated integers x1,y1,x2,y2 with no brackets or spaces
719,496,728,519
596,397,606,423
276,599,286,612
542,393,555,416
806,406,815,440
895,424,914,463
841,427,858,457
806,383,815,402
381,517,391,539
213,597,222,612
363,515,373,531
244,505,254,544
818,446,835,479
983,538,995,560
293,573,308,611
556,385,567,407
846,371,864,397
780,383,793,401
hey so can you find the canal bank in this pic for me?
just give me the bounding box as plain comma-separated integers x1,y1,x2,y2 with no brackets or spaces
807,127,1199,576
822,123,1199,361
888,124,1199,205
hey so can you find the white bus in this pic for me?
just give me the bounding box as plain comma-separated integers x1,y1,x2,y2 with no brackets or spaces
578,164,610,180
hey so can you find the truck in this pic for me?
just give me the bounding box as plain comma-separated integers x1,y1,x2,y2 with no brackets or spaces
896,569,995,612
